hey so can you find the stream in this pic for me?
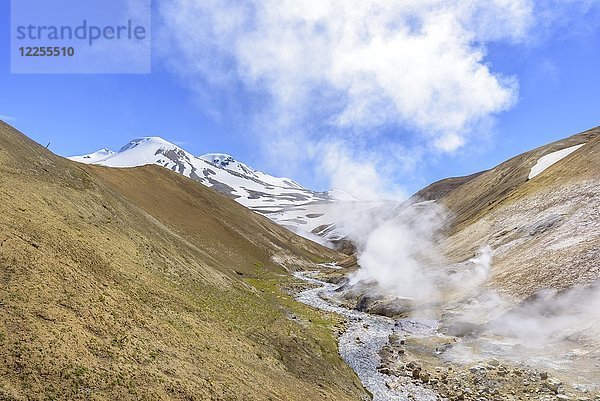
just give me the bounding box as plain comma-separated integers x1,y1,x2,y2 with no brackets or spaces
293,271,439,401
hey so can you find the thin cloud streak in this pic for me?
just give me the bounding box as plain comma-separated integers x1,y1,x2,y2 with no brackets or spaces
0,114,15,122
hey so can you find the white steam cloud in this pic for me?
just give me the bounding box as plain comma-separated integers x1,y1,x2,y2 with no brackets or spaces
349,200,446,301
346,199,600,374
343,201,494,305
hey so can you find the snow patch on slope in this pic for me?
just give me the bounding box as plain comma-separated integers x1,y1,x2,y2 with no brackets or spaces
528,144,585,180
199,153,305,189
69,148,115,163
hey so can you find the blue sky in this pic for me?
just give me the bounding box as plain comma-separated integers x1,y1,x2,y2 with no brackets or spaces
0,0,599,197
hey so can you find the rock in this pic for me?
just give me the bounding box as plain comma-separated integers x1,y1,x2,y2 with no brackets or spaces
556,395,570,401
358,295,413,318
540,371,548,380
443,320,484,337
544,378,562,393
469,365,486,374
420,372,430,383
378,367,391,375
527,214,563,236
489,358,500,367
412,368,421,379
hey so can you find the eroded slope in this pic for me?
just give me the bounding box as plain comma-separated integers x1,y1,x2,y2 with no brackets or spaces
441,126,599,298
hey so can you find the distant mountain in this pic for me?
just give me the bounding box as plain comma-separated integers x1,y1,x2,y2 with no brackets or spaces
410,170,486,201
69,137,380,245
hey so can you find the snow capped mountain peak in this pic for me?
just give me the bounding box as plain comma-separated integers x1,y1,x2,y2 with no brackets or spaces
118,136,176,153
82,137,190,169
68,136,374,246
198,152,305,189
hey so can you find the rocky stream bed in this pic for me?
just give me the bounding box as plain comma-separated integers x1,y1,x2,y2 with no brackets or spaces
293,271,600,401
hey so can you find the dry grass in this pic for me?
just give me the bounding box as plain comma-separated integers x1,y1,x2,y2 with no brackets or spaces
0,121,366,400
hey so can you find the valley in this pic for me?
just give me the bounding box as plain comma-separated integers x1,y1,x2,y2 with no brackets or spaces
2,1,598,399
1,121,598,400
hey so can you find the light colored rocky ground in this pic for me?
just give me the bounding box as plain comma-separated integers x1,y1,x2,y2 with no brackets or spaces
378,333,600,401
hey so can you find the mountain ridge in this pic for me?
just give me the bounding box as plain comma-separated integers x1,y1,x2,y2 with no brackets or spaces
69,137,372,246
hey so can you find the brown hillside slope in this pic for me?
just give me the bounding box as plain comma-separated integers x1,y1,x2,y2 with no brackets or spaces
441,127,597,235
411,170,486,202
83,163,340,274
0,121,366,400
440,126,599,298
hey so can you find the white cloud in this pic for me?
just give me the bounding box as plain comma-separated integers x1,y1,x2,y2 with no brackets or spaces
316,141,406,200
157,0,593,196
159,0,524,147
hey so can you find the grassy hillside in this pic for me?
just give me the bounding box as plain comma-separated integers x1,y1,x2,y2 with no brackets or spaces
0,121,366,400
